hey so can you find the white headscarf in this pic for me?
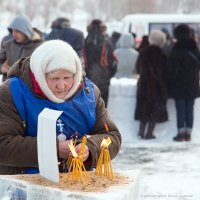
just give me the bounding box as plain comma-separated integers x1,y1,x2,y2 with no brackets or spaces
30,40,82,103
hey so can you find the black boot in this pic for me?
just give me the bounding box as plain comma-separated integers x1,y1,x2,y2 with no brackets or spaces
138,122,146,139
185,131,191,141
145,122,156,139
173,133,185,142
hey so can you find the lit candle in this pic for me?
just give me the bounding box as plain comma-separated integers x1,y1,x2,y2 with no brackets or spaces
66,136,90,185
104,123,109,133
95,137,114,179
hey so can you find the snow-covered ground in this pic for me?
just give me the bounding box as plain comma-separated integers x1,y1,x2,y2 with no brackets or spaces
113,143,200,200
108,78,200,200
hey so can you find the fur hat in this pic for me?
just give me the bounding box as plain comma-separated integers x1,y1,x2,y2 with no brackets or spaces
148,30,166,47
51,17,71,29
87,19,107,33
174,24,192,40
30,40,82,103
8,15,33,39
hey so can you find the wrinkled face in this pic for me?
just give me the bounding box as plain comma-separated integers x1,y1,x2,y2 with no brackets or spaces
12,29,27,43
46,69,74,99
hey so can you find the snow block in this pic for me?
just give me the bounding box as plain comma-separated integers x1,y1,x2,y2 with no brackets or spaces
0,170,141,200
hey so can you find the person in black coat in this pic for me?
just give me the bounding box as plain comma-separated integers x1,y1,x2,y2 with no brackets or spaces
137,35,149,52
167,24,200,142
46,17,84,57
83,19,117,107
135,30,168,139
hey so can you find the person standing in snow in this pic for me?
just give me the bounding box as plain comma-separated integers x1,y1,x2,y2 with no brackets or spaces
110,31,121,50
114,33,139,78
0,15,43,82
46,17,84,57
136,35,149,52
167,24,200,142
83,19,117,107
135,30,168,139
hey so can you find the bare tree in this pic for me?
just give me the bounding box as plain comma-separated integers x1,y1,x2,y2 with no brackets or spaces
1,0,200,30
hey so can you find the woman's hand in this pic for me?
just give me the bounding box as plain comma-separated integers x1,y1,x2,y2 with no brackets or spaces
74,143,90,161
58,140,71,159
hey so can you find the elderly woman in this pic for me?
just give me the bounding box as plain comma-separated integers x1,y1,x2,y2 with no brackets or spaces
0,40,121,175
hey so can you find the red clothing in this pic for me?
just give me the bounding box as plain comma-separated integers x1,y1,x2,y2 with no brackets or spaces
30,70,46,98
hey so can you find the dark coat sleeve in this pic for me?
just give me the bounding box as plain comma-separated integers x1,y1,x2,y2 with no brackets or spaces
0,42,7,71
0,81,38,168
86,84,121,167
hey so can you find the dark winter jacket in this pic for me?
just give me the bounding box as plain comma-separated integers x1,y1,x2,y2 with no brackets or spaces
83,31,117,91
0,58,121,175
47,27,84,57
167,39,200,99
135,45,168,123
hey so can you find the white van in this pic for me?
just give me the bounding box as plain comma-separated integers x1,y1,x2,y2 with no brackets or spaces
121,14,200,46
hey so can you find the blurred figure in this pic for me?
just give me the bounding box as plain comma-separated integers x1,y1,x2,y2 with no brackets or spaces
114,33,138,78
137,35,149,52
0,15,43,82
111,31,121,49
83,19,117,107
135,30,168,139
167,24,200,142
46,17,84,57
161,28,173,57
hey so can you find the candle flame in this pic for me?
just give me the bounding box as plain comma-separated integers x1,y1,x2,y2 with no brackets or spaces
104,123,109,132
68,140,78,158
101,137,111,148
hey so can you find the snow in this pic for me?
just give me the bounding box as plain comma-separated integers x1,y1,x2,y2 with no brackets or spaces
108,77,200,200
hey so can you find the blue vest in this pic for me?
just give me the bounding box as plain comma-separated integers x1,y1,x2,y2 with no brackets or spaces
10,77,96,174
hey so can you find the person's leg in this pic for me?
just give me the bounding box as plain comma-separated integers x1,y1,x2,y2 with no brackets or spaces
185,99,194,141
173,99,185,141
138,121,146,139
145,122,156,139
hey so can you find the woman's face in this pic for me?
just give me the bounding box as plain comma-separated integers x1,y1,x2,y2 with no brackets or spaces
46,69,74,99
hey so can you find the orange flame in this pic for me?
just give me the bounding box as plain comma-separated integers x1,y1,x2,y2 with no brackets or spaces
104,123,109,133
101,137,111,148
68,140,78,158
